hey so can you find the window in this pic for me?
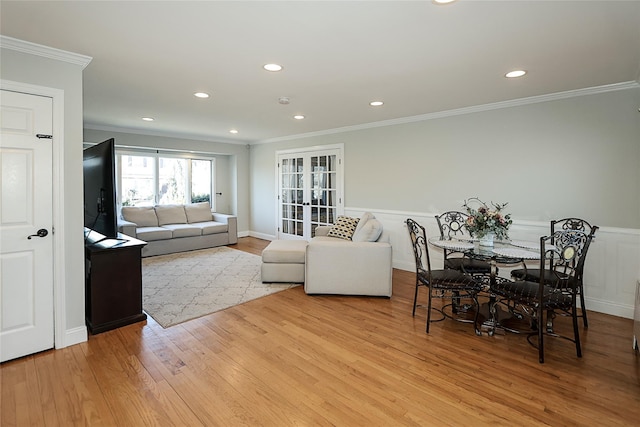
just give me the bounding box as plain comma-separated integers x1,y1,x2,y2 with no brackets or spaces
117,151,214,208
119,154,155,206
191,159,211,203
158,157,187,205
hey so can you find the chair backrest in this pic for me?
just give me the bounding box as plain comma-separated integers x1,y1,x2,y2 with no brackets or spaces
406,218,432,277
435,211,471,240
539,229,592,298
550,218,598,279
551,217,596,237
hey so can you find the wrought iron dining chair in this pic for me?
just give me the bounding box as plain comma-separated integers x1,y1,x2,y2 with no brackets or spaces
435,211,492,275
511,218,598,327
492,229,593,363
406,218,482,334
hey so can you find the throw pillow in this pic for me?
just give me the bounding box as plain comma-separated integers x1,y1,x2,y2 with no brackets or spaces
327,216,360,240
121,206,158,227
353,212,375,238
352,218,383,242
155,204,187,225
184,202,213,223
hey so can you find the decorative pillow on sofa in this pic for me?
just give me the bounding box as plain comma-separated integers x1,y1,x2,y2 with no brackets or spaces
353,212,374,238
184,202,213,223
352,218,383,242
327,216,360,240
121,206,158,227
155,204,187,226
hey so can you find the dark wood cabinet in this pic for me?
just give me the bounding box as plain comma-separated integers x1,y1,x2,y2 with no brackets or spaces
84,231,147,334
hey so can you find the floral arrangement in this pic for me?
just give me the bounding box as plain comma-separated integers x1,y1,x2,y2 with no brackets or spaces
462,197,512,240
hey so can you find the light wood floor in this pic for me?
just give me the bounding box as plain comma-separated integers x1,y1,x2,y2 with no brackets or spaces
2,237,639,426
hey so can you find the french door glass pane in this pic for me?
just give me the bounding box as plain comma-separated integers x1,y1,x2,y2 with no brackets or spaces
159,157,187,204
191,159,211,203
309,154,337,236
120,154,155,206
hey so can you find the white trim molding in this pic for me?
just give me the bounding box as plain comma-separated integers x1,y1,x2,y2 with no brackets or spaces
1,35,92,69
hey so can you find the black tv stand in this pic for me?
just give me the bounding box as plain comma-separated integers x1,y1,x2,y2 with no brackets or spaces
84,229,148,334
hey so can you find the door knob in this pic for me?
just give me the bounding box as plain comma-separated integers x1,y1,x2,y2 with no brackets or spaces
27,228,49,239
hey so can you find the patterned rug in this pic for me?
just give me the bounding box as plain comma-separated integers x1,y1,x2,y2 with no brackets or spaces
141,246,298,328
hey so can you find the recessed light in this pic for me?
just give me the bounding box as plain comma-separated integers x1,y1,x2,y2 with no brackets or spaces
505,70,527,78
370,101,384,107
142,117,154,121
293,115,305,120
194,92,209,98
229,129,239,134
264,63,283,72
433,0,457,4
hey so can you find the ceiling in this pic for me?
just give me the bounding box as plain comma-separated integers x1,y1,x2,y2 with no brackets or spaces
2,1,639,144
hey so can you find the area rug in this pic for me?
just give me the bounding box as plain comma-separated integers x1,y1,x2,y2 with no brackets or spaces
141,246,298,328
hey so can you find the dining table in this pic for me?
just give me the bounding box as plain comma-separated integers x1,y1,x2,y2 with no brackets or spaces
428,236,543,335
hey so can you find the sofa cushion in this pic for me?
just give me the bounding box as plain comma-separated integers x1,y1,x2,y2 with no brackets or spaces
162,223,202,238
192,221,228,235
353,218,383,242
262,240,308,264
135,226,173,242
121,206,158,227
184,202,213,223
155,204,187,225
327,216,360,240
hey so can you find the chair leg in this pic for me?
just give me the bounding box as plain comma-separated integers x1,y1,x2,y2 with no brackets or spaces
579,283,589,328
473,293,481,336
426,288,433,333
538,309,545,363
573,307,583,358
412,279,420,317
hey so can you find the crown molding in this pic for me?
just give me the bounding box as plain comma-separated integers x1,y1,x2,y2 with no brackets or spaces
256,81,640,145
0,35,92,69
83,123,249,146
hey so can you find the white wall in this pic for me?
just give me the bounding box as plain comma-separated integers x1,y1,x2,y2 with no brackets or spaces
249,85,640,318
83,128,251,234
1,47,87,345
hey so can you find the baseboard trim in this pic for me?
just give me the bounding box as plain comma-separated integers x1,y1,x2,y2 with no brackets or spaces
57,326,88,349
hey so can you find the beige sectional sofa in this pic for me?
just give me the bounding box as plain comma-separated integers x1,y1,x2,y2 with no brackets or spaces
261,212,393,297
117,202,237,257
305,218,393,297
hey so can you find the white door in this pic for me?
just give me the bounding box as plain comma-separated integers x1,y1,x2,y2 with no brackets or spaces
0,90,54,362
277,148,343,240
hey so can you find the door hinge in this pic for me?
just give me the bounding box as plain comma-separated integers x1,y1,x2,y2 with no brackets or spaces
36,134,53,139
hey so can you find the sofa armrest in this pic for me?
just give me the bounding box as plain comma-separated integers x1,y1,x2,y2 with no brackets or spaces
314,225,332,237
118,218,137,237
213,213,238,244
305,237,392,296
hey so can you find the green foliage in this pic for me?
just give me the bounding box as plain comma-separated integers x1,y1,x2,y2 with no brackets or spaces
191,193,210,203
462,197,512,240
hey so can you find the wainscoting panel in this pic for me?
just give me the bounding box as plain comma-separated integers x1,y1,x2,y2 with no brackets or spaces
346,208,640,319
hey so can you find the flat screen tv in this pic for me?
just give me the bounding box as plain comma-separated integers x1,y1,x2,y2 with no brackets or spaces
83,138,119,242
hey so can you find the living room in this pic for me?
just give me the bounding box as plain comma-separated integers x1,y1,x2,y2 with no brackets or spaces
1,1,639,424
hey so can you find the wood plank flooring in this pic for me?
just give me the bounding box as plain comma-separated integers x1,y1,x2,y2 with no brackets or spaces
2,237,639,426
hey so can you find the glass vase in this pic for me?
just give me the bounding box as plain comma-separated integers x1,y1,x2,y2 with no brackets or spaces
479,232,495,247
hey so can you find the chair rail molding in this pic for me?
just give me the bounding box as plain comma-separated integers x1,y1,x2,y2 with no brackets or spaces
346,207,640,320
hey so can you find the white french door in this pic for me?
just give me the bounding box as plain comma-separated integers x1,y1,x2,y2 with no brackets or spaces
277,146,343,240
0,90,54,362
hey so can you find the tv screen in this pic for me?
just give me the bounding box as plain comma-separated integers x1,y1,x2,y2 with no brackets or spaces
83,138,118,241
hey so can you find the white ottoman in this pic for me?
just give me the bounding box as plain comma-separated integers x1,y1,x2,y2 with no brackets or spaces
261,240,308,283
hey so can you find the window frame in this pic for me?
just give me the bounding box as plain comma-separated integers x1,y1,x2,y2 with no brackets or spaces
116,148,216,210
